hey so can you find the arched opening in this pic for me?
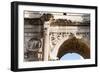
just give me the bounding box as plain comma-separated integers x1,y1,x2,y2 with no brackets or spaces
57,37,90,59
60,53,84,60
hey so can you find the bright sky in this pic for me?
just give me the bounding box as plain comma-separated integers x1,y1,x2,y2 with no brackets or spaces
60,53,84,60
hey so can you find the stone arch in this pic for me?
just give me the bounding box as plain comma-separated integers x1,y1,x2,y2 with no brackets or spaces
57,37,90,59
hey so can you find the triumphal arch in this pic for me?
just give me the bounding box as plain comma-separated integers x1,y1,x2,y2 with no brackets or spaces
24,11,90,61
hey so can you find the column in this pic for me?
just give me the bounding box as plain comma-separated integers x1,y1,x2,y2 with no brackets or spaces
43,22,50,61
